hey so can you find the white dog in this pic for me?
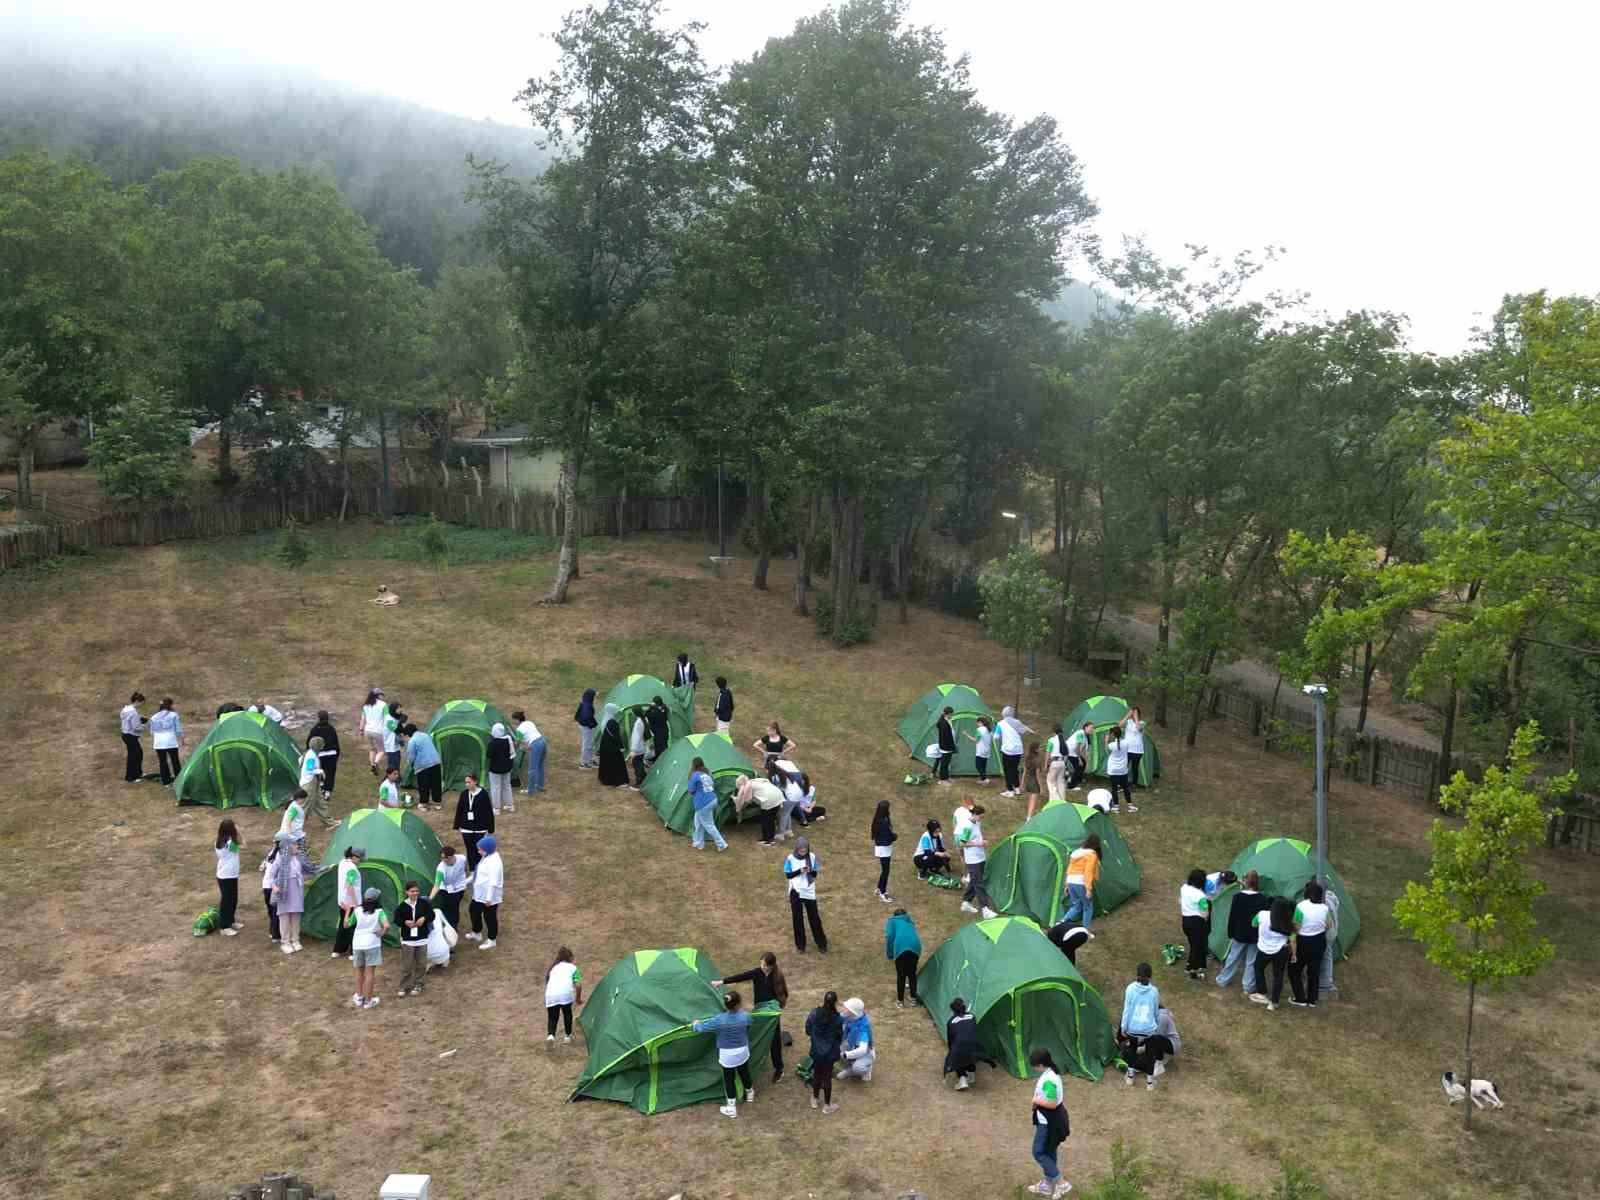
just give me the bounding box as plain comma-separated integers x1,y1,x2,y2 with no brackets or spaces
1442,1071,1504,1109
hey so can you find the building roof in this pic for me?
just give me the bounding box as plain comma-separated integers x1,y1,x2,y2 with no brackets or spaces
460,425,530,446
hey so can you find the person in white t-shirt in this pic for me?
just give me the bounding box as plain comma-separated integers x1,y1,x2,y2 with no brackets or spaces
995,706,1032,796
377,767,405,808
957,806,996,918
213,819,244,936
1103,727,1136,813
963,716,995,785
512,709,547,796
358,689,388,775
277,788,309,842
1065,723,1092,791
783,836,828,953
1044,725,1068,803
1288,880,1333,1008
249,701,284,724
1123,707,1147,792
544,946,583,1043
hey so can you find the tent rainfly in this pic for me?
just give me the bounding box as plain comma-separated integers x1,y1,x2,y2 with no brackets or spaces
401,698,514,792
603,676,694,744
1063,694,1161,787
302,808,442,947
640,732,759,836
1206,837,1361,962
173,710,304,811
896,683,997,777
986,800,1142,926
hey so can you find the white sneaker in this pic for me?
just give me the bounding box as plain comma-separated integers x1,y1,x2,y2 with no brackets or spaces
1125,1069,1136,1086
719,1103,737,1118
954,1076,969,1091
810,1094,819,1109
1248,993,1269,1005
981,907,998,919
862,1067,872,1082
478,939,497,950
1053,1183,1074,1198
821,1103,839,1114
1153,1060,1166,1077
397,989,411,998
281,943,295,955
351,993,363,1007
1125,803,1139,813
563,1034,572,1044
292,942,303,952
221,927,238,937
547,1034,556,1043
960,902,978,913
878,892,894,903
464,932,480,941
231,922,244,930
364,996,381,1009
1266,1002,1277,1012
745,1088,755,1102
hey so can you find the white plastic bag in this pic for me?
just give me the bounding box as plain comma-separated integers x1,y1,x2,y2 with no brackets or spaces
428,913,455,965
925,743,941,758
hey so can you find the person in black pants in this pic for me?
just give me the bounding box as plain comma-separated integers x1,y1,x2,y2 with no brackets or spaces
453,774,494,873
935,707,957,783
713,676,734,734
1047,919,1093,965
714,951,790,1082
120,692,147,782
784,837,828,953
306,710,341,796
885,907,922,1006
871,800,897,902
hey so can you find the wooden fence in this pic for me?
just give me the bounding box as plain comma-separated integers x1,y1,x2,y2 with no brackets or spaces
0,481,710,569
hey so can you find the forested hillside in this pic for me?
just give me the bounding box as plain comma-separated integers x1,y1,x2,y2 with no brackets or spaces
0,24,546,282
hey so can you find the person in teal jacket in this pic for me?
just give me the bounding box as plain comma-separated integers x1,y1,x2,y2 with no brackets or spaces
884,907,923,1007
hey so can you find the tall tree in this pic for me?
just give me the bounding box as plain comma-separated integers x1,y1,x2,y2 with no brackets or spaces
1394,722,1567,1130
474,0,711,604
0,152,144,506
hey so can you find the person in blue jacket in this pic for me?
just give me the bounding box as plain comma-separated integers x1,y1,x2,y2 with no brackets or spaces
884,907,923,1007
836,996,876,1083
693,990,756,1119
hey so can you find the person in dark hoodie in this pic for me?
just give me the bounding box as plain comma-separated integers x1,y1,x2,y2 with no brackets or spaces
944,997,997,1091
673,652,699,689
713,675,734,734
934,706,958,784
804,990,844,1113
573,688,599,769
647,696,671,760
305,710,341,796
452,773,494,873
714,951,790,1082
1215,870,1270,994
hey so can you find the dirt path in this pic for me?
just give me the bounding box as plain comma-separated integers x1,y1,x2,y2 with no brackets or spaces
1104,610,1439,751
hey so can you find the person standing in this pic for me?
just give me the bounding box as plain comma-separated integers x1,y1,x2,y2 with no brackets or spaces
957,805,997,918
914,820,952,878
934,707,958,784
214,820,243,936
380,700,407,775
714,952,789,1082
347,886,390,1009
269,831,316,954
1248,897,1298,1011
963,716,994,785
673,652,699,690
1062,835,1101,931
278,788,310,842
1319,887,1341,998
804,991,844,1113
714,676,734,735
1288,881,1332,1009
306,711,341,796
574,688,599,769
250,700,285,724
428,843,468,935
753,722,796,770
487,722,517,814
404,724,443,812
628,710,651,790
1023,744,1044,819
258,843,281,944
693,991,756,1119
467,834,503,949
359,690,388,776
1026,1048,1071,1197
545,947,584,1044
1044,725,1068,803
836,997,875,1084
1065,722,1092,791
944,998,994,1091
647,697,671,762
1123,707,1147,792
512,710,547,797
1104,727,1136,813
452,775,494,874
688,757,728,852
884,907,922,1007
1216,870,1269,994
1179,870,1212,979
871,799,898,903
596,704,629,788
783,836,828,954
119,692,147,783
395,880,433,998
150,698,182,785
329,845,365,960
996,706,1032,796
302,738,339,831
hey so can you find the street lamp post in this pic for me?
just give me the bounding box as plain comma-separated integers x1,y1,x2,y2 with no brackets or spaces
1303,683,1330,884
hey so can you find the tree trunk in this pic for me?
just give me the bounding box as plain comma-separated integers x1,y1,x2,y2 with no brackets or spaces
1266,673,1284,749
216,421,236,486
1501,636,1528,762
545,445,583,604
15,425,35,509
751,467,770,591
616,483,627,538
377,409,392,517
793,490,814,616
1154,599,1172,727
1053,471,1064,554
894,533,910,625
1154,507,1174,727
1437,677,1460,798
829,484,867,642
1356,641,1375,733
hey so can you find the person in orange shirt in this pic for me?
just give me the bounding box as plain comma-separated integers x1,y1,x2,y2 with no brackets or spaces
1061,834,1102,930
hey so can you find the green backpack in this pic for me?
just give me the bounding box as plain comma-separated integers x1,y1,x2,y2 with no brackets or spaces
192,906,221,937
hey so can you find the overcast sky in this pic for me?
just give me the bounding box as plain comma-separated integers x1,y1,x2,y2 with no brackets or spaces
14,0,1598,353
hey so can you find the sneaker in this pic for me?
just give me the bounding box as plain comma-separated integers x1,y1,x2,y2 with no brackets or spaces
397,989,411,998
1028,1183,1054,1197
1266,1002,1277,1012
222,928,238,937
546,1034,555,1043
960,901,978,913
878,892,894,904
745,1088,756,1102
364,996,381,1009
1125,803,1139,813
231,922,244,930
719,1103,737,1118
862,1067,872,1082
1125,1069,1136,1086
895,1000,905,1009
1248,992,1269,1005
821,1103,839,1115
331,951,342,958
478,939,497,950
1306,1002,1318,1008
351,993,363,1007
1288,999,1309,1008
563,1034,572,1043
1146,1076,1156,1090
954,1075,969,1091
292,942,303,952
1110,805,1121,813
693,844,705,851
1153,1060,1167,1077
464,932,481,941
810,1094,819,1109
1053,1183,1074,1198
772,1068,784,1084
938,779,952,786
281,943,295,955
981,907,998,919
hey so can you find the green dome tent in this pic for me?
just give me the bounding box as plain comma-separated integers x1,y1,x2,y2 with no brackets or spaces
987,800,1142,926
302,808,442,947
917,916,1116,1081
401,698,514,792
1063,694,1161,787
897,683,996,777
1205,837,1361,963
174,710,304,810
570,947,779,1114
603,675,694,744
640,732,758,836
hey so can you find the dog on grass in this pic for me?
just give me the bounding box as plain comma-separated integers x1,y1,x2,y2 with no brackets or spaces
1442,1071,1504,1109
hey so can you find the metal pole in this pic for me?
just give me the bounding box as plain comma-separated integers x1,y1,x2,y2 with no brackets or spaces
1313,690,1328,885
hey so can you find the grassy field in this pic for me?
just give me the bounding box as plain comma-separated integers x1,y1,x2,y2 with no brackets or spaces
1,522,1596,1200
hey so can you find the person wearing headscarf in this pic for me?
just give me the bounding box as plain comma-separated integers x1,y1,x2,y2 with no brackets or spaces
783,834,828,953
836,997,876,1083
487,722,517,814
269,831,318,954
996,706,1033,796
574,688,599,769
468,834,504,949
597,703,629,787
648,696,671,759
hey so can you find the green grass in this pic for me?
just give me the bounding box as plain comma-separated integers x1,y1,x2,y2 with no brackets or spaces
176,516,558,569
